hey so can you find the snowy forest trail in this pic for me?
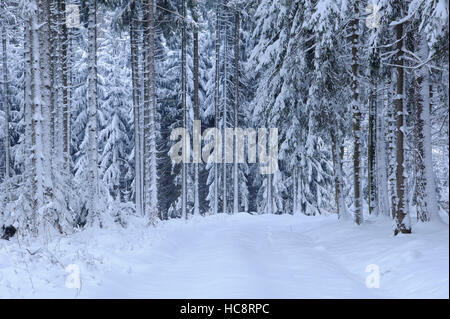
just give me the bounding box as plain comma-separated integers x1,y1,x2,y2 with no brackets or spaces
103,214,386,298
1,214,448,298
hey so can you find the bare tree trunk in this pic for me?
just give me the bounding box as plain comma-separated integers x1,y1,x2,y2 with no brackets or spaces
58,0,70,173
193,0,200,217
267,168,272,214
331,122,348,219
222,21,228,215
393,15,411,235
293,167,298,214
1,25,10,183
414,40,427,222
368,55,378,215
143,0,158,222
213,0,220,215
34,0,57,234
87,0,99,225
138,15,145,219
67,10,74,174
49,0,56,167
24,22,32,181
39,0,53,186
142,0,149,217
130,0,143,217
387,79,397,219
376,85,390,217
181,0,187,219
233,12,239,215
298,165,303,215
29,7,49,234
424,81,439,220
331,133,340,215
350,3,363,224
414,32,440,222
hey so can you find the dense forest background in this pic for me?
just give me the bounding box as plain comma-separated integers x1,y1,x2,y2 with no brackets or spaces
0,0,448,237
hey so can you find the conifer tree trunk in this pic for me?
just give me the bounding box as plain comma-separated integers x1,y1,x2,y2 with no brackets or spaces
298,166,303,215
414,32,440,222
368,56,378,215
424,81,439,220
223,22,228,215
193,0,200,216
350,3,363,224
142,0,149,216
51,0,66,201
233,12,239,215
24,22,32,180
387,79,397,219
213,0,220,215
414,39,427,222
34,0,57,232
376,85,390,216
49,0,56,166
267,168,272,214
58,0,70,172
331,122,347,219
143,0,158,222
39,0,54,186
181,0,187,219
87,0,99,225
29,6,50,234
2,25,10,182
130,0,143,216
293,167,298,214
393,9,411,234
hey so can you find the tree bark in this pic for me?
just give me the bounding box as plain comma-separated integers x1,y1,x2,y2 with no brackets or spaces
143,0,158,222
222,16,228,215
29,7,48,234
193,0,200,216
213,0,220,215
181,0,187,219
49,0,56,166
393,13,411,235
387,79,397,219
24,22,32,182
58,0,70,172
233,12,239,215
368,55,378,215
350,3,363,224
414,32,440,222
2,25,10,182
130,0,143,217
331,122,348,219
87,0,100,225
376,85,390,217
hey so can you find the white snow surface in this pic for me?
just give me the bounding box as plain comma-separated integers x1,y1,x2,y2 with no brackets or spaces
0,213,448,298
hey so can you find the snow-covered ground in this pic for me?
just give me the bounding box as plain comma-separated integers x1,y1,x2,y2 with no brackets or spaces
0,213,448,298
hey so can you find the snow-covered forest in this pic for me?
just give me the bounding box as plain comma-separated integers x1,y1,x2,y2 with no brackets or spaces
0,0,448,299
